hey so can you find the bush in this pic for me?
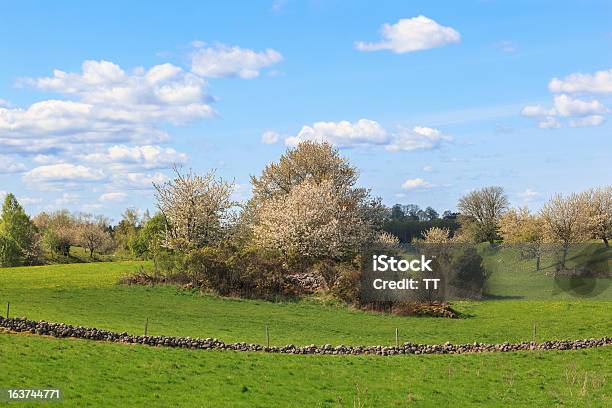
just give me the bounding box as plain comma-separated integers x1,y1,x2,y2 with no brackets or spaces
0,233,21,267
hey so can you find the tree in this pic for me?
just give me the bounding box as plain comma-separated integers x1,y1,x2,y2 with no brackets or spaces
154,166,235,252
34,210,75,257
457,186,509,244
253,178,382,265
540,193,589,269
422,227,451,244
0,193,37,265
423,206,439,221
499,207,545,270
250,141,357,203
390,204,405,220
76,221,112,259
581,186,611,247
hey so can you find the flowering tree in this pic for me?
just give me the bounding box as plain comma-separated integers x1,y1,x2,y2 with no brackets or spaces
154,166,235,252
581,186,612,247
253,178,380,262
499,207,545,270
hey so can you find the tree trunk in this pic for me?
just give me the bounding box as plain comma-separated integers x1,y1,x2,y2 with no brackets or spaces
89,248,94,259
536,254,541,271
603,237,609,247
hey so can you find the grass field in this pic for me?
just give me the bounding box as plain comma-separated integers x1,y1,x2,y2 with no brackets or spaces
0,261,611,345
0,257,610,407
1,332,610,407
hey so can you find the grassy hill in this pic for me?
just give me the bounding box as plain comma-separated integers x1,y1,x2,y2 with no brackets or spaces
0,261,610,345
0,259,610,406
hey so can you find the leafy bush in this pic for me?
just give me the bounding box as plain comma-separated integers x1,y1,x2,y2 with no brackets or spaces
0,233,21,267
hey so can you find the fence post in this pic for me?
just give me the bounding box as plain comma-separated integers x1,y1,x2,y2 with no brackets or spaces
265,325,270,348
6,302,9,319
144,317,149,336
395,328,399,348
532,323,537,343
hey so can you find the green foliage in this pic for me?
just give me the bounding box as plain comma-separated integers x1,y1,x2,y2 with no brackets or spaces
0,232,21,267
0,193,38,265
184,244,291,299
383,218,459,243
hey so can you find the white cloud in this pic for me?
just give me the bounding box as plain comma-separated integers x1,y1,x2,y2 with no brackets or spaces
549,69,612,94
285,119,389,147
0,99,11,107
401,178,433,190
521,104,556,117
18,196,42,205
422,165,433,172
261,130,280,144
99,192,128,202
493,40,517,53
283,119,449,152
386,126,450,152
23,163,105,187
537,116,561,129
518,188,540,200
553,94,606,117
568,115,605,127
191,43,283,79
1,60,215,155
82,145,187,169
55,192,80,206
0,155,27,173
119,172,168,190
355,16,460,54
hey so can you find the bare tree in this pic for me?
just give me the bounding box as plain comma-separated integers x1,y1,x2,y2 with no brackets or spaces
154,166,235,252
457,186,508,244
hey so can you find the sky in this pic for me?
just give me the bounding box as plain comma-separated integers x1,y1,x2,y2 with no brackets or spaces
1,0,611,222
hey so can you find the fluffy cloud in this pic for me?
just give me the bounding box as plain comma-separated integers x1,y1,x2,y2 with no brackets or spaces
261,130,280,144
82,145,187,169
283,119,449,152
99,192,128,202
522,68,611,128
285,119,389,147
386,126,450,152
553,94,606,117
549,69,612,94
355,16,460,54
191,43,283,78
1,60,215,154
0,155,27,173
521,105,556,117
537,116,561,129
569,115,605,127
23,163,105,189
401,178,433,190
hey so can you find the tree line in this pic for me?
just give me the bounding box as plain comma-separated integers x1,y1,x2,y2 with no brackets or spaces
1,142,610,304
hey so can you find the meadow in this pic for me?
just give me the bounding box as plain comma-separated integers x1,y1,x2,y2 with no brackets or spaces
0,253,610,407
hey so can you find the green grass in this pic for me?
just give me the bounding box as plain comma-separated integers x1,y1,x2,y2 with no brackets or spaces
0,260,610,407
1,261,610,346
482,243,611,300
1,333,610,407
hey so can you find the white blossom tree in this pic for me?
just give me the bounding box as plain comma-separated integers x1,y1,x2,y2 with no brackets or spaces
253,178,381,262
154,166,235,252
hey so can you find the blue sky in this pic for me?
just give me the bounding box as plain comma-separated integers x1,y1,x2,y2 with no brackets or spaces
1,0,611,221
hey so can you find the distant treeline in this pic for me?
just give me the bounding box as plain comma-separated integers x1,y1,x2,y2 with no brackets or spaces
383,204,460,243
